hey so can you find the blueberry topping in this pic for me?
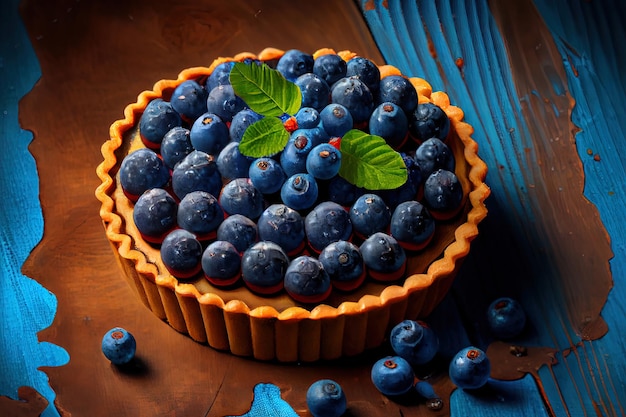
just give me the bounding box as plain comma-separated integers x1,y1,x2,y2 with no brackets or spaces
119,148,170,200
160,127,193,169
216,214,258,253
257,204,305,255
349,193,391,238
377,75,418,116
219,178,264,220
171,80,208,123
133,188,177,243
139,99,182,148
202,240,241,286
284,256,331,303
241,241,289,295
177,191,224,239
171,150,222,200
160,229,203,279
305,202,352,252
189,112,230,155
409,102,451,143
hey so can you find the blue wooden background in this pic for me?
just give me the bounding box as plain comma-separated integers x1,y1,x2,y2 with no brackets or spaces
1,0,625,415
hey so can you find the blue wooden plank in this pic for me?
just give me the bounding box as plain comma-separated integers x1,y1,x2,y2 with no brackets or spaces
0,1,69,416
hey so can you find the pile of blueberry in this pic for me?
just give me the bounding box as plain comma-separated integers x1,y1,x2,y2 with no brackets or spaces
118,49,465,303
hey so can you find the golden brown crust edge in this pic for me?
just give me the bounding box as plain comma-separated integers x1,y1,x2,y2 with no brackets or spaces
95,47,490,362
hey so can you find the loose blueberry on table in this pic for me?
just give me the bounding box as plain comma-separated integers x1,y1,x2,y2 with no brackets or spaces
371,356,415,397
486,296,527,339
390,319,439,366
101,327,136,366
306,379,347,417
449,346,491,390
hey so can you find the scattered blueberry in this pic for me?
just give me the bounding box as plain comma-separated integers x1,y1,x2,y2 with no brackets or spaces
132,188,177,243
241,241,289,295
390,319,439,366
119,148,170,201
449,346,491,390
306,379,347,417
160,229,203,279
371,356,415,397
101,327,136,365
487,297,527,339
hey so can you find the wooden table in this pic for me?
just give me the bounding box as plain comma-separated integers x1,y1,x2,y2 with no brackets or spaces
2,0,625,416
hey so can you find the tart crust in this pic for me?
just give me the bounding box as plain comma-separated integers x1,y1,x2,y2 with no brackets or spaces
96,48,490,362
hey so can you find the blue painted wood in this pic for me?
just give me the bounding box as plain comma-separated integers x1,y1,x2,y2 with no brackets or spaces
360,0,626,415
0,0,69,416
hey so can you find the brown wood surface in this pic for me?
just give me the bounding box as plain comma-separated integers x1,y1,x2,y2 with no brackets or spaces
17,1,453,415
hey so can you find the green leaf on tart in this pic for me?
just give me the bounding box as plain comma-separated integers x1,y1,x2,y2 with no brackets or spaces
338,129,408,190
229,62,302,117
238,116,290,158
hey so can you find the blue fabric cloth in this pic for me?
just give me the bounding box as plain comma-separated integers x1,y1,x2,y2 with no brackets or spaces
227,383,300,417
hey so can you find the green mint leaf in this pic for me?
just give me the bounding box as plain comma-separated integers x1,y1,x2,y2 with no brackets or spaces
229,62,301,117
238,117,290,158
339,129,407,190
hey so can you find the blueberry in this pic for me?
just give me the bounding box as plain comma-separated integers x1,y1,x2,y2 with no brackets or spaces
326,175,363,207
319,240,365,291
171,150,222,200
295,107,321,129
306,143,342,180
349,193,391,238
101,327,136,365
207,61,234,91
219,178,264,220
377,154,422,210
189,112,230,155
276,49,314,81
160,229,203,279
139,98,182,149
305,202,352,253
132,188,177,244
390,319,439,366
319,103,353,137
229,108,263,143
369,102,409,149
284,256,331,303
202,240,241,287
377,75,418,116
177,191,224,240
160,127,193,169
371,356,415,397
216,214,258,253
409,102,451,143
257,204,305,256
216,141,253,180
330,76,375,124
414,137,455,179
360,232,406,282
280,132,315,177
423,169,464,218
306,379,347,417
280,173,319,211
449,347,491,390
346,56,381,95
486,297,527,339
248,157,286,195
313,53,348,86
206,84,247,123
241,241,289,295
119,148,170,201
170,80,208,123
389,201,435,251
295,73,330,111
